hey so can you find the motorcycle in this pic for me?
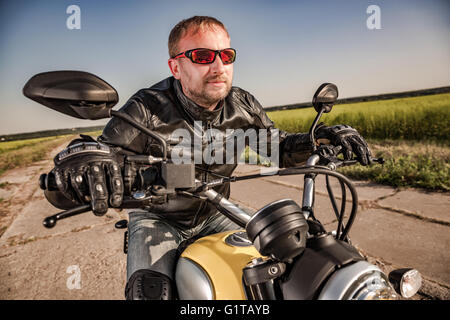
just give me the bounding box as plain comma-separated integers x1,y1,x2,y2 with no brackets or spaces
23,71,422,300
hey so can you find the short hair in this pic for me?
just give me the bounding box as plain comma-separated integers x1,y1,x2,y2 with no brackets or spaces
168,16,229,58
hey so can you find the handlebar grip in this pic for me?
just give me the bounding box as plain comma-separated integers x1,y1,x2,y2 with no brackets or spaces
39,172,59,191
39,174,47,190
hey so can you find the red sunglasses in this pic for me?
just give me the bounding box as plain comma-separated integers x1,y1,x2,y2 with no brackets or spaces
172,48,236,65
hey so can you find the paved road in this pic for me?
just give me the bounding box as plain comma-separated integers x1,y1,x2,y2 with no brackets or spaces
230,165,450,300
0,151,448,299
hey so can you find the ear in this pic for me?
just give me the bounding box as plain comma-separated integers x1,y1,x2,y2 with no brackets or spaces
168,59,181,79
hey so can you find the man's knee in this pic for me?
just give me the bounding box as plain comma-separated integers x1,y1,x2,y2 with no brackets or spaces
125,269,175,300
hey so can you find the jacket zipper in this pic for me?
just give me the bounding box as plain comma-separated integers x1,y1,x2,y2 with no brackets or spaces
192,120,212,228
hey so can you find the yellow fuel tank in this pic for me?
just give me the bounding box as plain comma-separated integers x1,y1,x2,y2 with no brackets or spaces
179,230,263,299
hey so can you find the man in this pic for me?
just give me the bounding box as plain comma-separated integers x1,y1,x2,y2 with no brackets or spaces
47,16,371,300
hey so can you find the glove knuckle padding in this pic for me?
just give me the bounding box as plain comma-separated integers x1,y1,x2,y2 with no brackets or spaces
316,124,372,165
107,162,124,208
51,138,124,214
87,162,109,215
69,166,87,202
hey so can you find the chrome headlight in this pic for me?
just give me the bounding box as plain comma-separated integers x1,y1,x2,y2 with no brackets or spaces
318,261,398,300
344,270,398,300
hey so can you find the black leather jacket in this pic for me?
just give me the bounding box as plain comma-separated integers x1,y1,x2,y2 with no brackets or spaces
99,77,312,228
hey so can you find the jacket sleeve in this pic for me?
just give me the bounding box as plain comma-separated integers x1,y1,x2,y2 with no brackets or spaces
98,92,152,155
245,92,314,168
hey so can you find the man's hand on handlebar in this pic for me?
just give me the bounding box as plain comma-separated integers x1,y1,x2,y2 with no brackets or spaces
47,138,124,215
315,124,372,166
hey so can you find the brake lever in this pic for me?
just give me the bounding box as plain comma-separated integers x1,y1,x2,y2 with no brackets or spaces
42,190,160,228
43,204,91,228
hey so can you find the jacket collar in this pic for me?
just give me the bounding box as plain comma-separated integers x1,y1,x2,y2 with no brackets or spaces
173,79,223,123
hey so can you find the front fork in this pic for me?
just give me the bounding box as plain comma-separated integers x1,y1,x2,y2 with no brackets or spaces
302,154,320,219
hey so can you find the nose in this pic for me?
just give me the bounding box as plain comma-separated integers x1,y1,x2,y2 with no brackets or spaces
210,55,226,75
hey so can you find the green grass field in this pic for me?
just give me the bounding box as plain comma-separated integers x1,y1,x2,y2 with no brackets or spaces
267,93,450,142
266,93,450,191
0,131,102,177
340,140,449,191
0,136,64,154
0,136,71,176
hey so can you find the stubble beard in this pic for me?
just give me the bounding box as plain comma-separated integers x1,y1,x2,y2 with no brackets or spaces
185,76,232,109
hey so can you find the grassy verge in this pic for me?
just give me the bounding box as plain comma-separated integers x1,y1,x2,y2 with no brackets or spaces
265,93,450,191
0,130,104,177
267,93,450,142
242,140,449,191
0,136,73,176
0,130,103,177
339,140,449,191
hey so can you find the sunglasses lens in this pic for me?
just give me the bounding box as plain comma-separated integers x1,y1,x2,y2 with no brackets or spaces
191,50,216,64
220,49,236,64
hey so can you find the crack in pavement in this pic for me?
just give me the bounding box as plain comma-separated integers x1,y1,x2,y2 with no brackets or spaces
371,203,450,227
259,178,449,226
0,220,118,249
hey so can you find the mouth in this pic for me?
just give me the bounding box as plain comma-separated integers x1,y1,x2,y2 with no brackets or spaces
208,81,225,86
206,80,227,87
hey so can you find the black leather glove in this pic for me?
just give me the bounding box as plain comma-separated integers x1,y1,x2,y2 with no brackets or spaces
47,136,124,215
315,124,372,165
279,132,315,167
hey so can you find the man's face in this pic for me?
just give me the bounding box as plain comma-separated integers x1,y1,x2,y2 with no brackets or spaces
168,27,234,110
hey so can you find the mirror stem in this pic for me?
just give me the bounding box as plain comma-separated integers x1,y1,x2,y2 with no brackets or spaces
110,110,167,161
309,109,324,151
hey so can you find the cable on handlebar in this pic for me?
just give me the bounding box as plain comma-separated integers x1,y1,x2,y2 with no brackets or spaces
180,163,361,241
337,178,347,240
326,175,348,241
278,166,358,241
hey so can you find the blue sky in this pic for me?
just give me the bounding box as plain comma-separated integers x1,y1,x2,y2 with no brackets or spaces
0,0,449,134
